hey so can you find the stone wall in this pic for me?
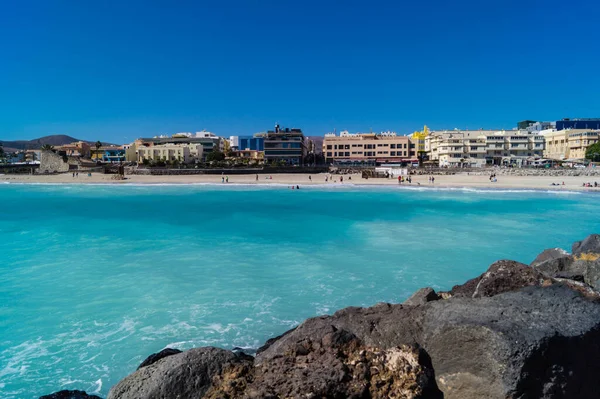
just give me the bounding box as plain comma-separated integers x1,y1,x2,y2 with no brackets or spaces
38,150,70,174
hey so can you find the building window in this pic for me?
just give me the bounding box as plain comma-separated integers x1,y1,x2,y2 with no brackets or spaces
326,145,332,150
391,151,396,156
326,152,332,157
391,144,396,149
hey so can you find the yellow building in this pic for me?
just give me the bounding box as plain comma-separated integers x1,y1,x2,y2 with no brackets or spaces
567,130,599,160
323,131,415,164
543,129,600,160
410,125,430,157
542,130,570,160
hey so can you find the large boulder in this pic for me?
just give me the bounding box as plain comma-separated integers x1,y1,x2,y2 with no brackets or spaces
207,325,442,399
136,347,181,369
257,283,600,399
530,247,571,267
449,260,550,298
572,234,600,256
39,391,102,399
107,347,251,399
531,236,600,290
403,287,441,306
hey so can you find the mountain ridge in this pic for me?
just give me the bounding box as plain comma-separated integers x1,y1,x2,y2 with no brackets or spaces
0,135,112,152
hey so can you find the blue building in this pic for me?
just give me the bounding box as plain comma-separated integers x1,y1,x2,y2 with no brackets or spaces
102,148,126,163
556,118,600,130
239,136,264,151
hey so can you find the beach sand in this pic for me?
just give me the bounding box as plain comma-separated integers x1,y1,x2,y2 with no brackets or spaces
1,172,599,191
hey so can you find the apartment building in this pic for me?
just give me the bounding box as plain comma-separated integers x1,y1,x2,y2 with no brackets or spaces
136,143,203,164
133,134,223,163
425,130,544,167
543,129,600,160
261,125,305,165
567,130,599,160
323,131,414,165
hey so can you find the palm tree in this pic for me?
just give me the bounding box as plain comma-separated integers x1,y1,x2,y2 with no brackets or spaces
41,144,55,152
95,141,102,161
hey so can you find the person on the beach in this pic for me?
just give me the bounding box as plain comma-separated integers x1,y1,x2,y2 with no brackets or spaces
256,174,258,181
296,185,300,189
309,176,311,181
72,172,75,178
226,176,229,183
340,176,343,183
76,172,78,177
432,177,435,184
222,176,224,183
398,176,401,184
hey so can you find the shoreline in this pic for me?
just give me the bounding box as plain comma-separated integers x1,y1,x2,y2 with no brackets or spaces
1,172,600,192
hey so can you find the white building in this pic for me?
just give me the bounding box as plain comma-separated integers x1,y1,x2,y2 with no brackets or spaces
425,129,545,167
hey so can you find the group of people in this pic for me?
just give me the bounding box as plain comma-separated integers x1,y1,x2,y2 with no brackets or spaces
489,173,497,183
397,176,412,184
325,174,350,183
428,176,436,183
582,182,599,187
550,182,566,186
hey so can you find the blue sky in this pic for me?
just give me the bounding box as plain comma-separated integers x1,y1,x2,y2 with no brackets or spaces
1,0,599,143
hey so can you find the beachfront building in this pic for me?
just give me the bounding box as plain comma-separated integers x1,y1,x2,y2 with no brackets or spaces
259,125,305,165
567,130,599,160
542,130,570,160
542,129,600,161
229,136,264,152
136,143,203,164
323,131,414,165
90,146,126,163
134,133,224,163
409,126,430,162
425,130,545,167
55,141,91,158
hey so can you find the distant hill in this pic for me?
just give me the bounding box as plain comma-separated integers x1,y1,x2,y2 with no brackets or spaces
0,135,113,152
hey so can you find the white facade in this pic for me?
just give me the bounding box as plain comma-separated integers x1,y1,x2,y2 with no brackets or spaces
425,130,545,167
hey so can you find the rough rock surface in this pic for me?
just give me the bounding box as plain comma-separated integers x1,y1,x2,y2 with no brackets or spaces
449,259,550,298
530,247,570,267
107,347,250,399
136,347,181,369
572,234,600,255
403,287,440,306
258,284,600,399
206,326,442,399
39,391,102,399
532,235,600,290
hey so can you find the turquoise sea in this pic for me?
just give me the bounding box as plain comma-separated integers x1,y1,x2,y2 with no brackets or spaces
1,184,599,398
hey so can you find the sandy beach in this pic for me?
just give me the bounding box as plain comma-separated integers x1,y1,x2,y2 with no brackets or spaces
1,172,599,191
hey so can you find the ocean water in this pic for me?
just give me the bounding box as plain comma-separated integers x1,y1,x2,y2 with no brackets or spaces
0,184,599,398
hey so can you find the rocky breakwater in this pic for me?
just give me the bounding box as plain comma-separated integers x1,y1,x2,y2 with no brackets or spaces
43,235,600,399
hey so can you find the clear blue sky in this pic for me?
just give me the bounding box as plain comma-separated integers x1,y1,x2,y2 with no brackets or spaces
1,0,599,143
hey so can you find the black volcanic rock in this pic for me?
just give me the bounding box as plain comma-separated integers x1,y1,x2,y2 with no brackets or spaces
530,247,571,267
532,235,600,290
108,347,249,399
137,347,181,369
403,287,441,306
572,234,600,256
449,259,550,298
257,284,600,399
39,390,102,399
